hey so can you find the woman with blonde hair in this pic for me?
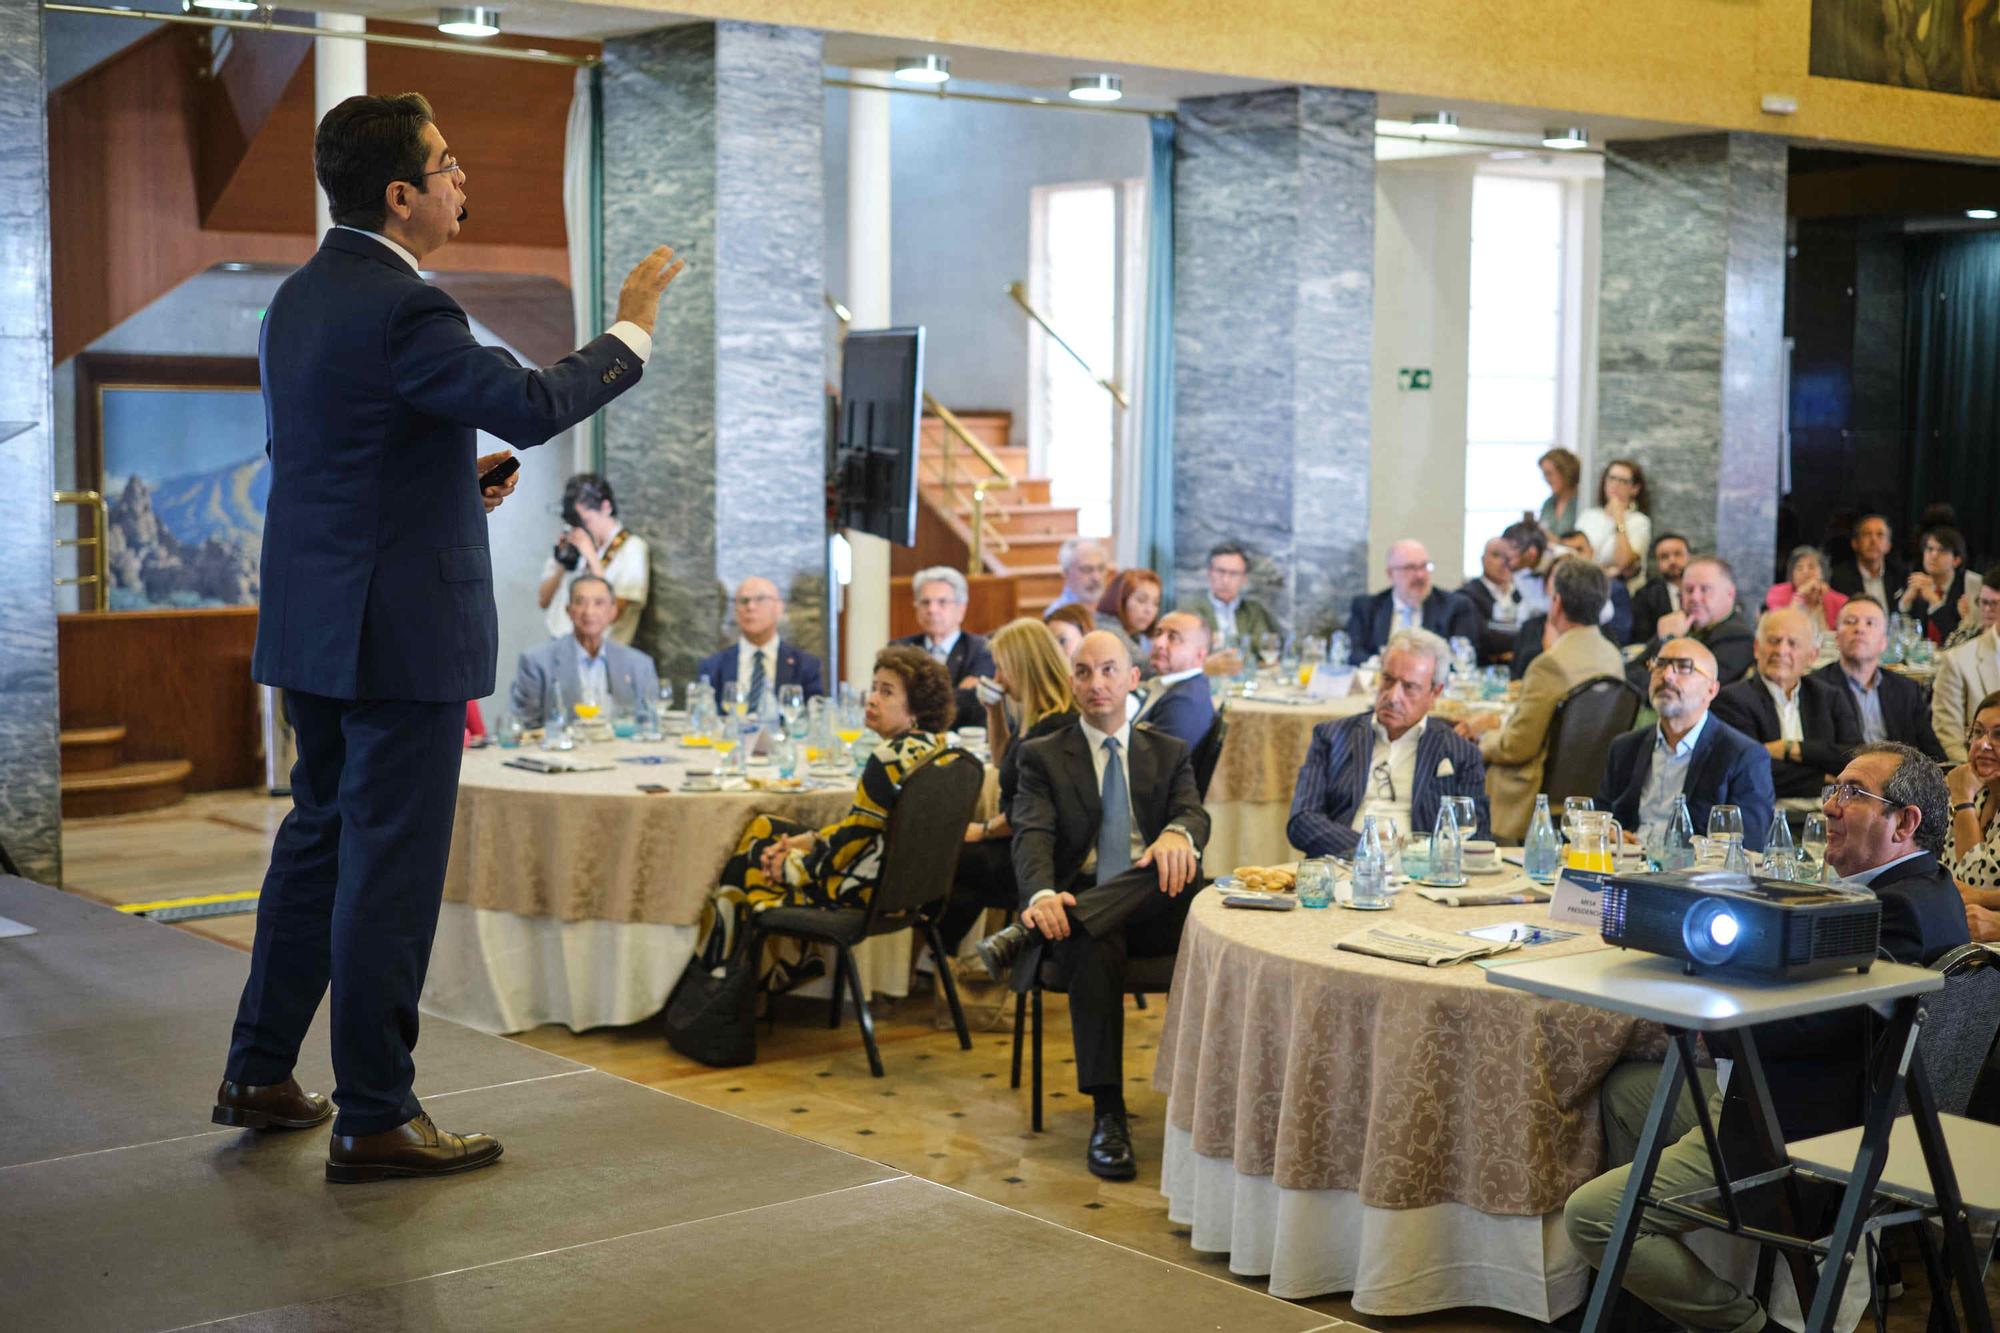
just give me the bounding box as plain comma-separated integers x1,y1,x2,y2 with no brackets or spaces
932,617,1079,951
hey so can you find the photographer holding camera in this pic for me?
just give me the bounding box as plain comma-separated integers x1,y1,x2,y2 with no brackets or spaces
537,473,649,645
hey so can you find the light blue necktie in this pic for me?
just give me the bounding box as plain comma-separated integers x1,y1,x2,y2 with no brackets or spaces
1097,736,1132,880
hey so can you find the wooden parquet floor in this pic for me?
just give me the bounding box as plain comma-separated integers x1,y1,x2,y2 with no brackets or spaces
61,790,1995,1333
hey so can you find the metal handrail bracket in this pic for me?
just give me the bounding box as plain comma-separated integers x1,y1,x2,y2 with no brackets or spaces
54,489,110,612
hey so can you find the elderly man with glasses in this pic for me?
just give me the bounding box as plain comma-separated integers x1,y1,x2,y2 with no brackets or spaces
1566,743,1968,1333
1287,628,1490,857
891,565,994,730
695,576,825,708
1598,637,1775,852
1710,606,1864,800
1345,540,1481,662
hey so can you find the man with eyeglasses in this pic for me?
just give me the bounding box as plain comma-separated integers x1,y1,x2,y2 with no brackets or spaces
1566,743,1967,1333
1345,539,1481,662
1625,554,1756,692
1811,595,1945,760
1931,572,2000,760
1710,606,1863,801
1043,537,1112,617
1599,638,1775,853
1287,628,1490,857
891,565,993,730
696,576,826,707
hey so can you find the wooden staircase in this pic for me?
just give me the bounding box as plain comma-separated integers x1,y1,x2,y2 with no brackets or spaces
60,726,192,819
896,410,1079,618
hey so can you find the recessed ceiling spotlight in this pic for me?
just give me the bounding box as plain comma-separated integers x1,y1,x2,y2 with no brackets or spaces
1542,126,1590,150
182,0,260,13
1068,74,1124,103
1409,111,1459,134
1967,208,1998,220
893,55,951,85
437,7,501,38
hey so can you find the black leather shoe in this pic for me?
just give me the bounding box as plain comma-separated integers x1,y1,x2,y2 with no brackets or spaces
326,1111,503,1184
212,1077,333,1130
1087,1111,1136,1180
975,923,1031,983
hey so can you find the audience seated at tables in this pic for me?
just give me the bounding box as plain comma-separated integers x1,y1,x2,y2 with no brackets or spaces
1186,539,1283,646
1710,607,1863,801
696,576,825,708
891,565,994,732
719,646,952,915
973,632,1209,1181
933,618,1078,955
1812,595,1944,760
1288,628,1491,856
1134,612,1216,752
1501,517,1552,618
1629,531,1689,646
1900,526,1983,644
1566,743,1967,1333
1625,555,1755,691
536,472,649,646
1459,560,1623,842
1456,535,1529,665
1044,602,1094,660
1947,692,2000,941
1345,540,1481,661
1043,537,1111,617
1510,540,1630,679
1095,568,1163,666
1763,543,1846,631
1574,457,1651,584
1600,637,1775,852
1932,573,2000,761
510,575,659,723
1829,512,1907,603
1536,446,1581,538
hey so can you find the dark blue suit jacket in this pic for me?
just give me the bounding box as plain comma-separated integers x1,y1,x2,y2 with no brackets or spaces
1596,713,1777,851
696,639,826,700
1345,588,1482,661
1287,711,1491,857
252,230,637,702
1136,673,1215,753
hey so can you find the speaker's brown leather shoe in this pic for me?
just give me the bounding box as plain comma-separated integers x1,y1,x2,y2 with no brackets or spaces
211,1077,334,1130
325,1111,503,1184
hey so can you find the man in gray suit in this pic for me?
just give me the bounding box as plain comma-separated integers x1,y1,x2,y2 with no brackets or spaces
511,575,659,723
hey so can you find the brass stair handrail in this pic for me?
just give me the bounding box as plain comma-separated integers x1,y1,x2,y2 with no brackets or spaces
54,490,110,613
1005,281,1129,409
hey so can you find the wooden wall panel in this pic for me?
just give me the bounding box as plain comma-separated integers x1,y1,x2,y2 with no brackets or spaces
58,608,263,792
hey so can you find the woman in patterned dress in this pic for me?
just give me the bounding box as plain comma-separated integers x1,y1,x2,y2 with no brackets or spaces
1945,690,2000,941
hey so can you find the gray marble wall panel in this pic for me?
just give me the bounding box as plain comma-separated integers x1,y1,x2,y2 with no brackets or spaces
1599,133,1786,600
0,0,60,884
1172,86,1375,633
601,22,824,688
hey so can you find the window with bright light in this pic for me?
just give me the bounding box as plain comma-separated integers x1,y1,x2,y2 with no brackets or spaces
1029,183,1121,542
1463,173,1568,576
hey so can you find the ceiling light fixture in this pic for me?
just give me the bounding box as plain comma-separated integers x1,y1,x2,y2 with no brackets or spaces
1068,74,1124,103
437,7,501,38
1542,126,1590,150
892,54,951,85
182,0,261,13
1409,111,1459,134
1967,208,1998,220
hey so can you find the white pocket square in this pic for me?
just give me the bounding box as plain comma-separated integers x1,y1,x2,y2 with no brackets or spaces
1435,759,1456,778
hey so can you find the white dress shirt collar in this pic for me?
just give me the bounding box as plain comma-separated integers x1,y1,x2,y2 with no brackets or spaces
924,629,961,658
1079,713,1133,758
335,225,421,274
1842,848,1927,887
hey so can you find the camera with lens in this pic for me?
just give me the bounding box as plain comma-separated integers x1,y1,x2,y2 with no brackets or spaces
553,474,615,570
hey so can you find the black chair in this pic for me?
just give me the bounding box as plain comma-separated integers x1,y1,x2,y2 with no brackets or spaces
752,747,987,1077
1540,675,1643,803
1007,951,1177,1132
1190,707,1229,802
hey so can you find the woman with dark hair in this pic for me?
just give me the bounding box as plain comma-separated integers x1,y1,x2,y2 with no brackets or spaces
1536,447,1582,536
1044,602,1094,659
1095,568,1163,664
1900,527,1984,644
1575,457,1651,583
721,645,954,913
1947,691,2000,939
1765,545,1847,631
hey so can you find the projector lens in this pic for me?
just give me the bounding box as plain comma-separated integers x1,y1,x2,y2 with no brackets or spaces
1683,899,1742,967
1708,912,1739,948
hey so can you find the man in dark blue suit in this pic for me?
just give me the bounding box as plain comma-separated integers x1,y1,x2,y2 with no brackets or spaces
1133,612,1216,752
1288,628,1491,856
1597,636,1776,853
696,576,825,708
1346,539,1481,661
214,93,682,1183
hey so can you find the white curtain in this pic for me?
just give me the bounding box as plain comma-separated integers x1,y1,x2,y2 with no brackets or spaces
563,66,601,474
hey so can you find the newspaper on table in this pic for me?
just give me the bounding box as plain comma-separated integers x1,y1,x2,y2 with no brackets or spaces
1336,921,1524,967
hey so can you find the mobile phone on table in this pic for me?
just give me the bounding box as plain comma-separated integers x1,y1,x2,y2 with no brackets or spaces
479,455,520,491
637,783,671,795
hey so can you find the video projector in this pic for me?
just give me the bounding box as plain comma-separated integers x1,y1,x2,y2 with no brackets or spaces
1599,869,1882,980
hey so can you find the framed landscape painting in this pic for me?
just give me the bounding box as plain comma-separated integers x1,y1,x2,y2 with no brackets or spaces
76,354,266,610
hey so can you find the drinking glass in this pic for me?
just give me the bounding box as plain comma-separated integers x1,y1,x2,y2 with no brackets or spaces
1707,805,1746,870
1371,815,1403,881
1446,796,1476,836
1800,812,1830,882
721,681,746,723
1562,796,1595,845
778,684,806,732
1255,632,1281,673
1296,859,1333,909
611,704,638,740
494,711,523,749
634,688,663,743
835,687,868,768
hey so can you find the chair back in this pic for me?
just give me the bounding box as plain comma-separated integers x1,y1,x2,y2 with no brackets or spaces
1917,943,2000,1120
860,747,987,935
1540,675,1643,803
1191,708,1229,802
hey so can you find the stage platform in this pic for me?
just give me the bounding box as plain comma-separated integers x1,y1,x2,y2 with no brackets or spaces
0,877,1345,1332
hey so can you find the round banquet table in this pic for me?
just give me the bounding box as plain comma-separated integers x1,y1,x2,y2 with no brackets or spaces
423,739,990,1035
1154,881,1649,1320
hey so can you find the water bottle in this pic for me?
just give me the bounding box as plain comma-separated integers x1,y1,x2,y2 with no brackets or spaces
1428,800,1465,886
1723,829,1751,873
1765,811,1796,879
541,681,573,751
1662,795,1696,871
1524,794,1561,882
1351,816,1387,907
1329,632,1351,669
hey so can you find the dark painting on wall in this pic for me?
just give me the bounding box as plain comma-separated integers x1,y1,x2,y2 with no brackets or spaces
1812,0,2000,99
77,355,266,610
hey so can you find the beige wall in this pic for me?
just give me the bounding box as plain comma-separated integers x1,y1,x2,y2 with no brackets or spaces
625,0,2000,163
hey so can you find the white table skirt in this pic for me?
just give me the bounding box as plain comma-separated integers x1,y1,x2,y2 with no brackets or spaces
422,902,698,1035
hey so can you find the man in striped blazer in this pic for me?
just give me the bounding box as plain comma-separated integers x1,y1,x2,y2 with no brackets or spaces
1287,628,1492,856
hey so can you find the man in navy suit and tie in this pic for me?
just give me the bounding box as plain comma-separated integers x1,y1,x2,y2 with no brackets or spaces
1346,539,1482,662
891,565,994,730
696,576,826,709
1135,611,1216,753
213,93,683,1182
1288,628,1492,856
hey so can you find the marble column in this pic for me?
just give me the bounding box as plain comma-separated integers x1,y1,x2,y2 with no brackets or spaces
1598,133,1787,598
0,0,60,884
599,22,826,686
1172,87,1376,634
